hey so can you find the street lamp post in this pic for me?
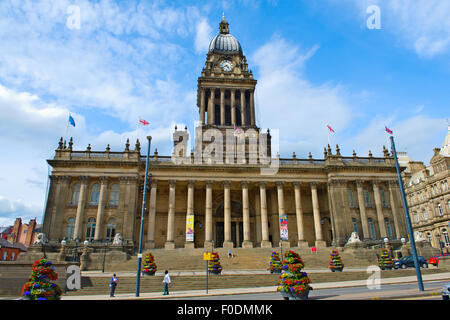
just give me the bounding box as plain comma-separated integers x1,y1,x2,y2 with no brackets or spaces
136,136,152,297
390,135,424,291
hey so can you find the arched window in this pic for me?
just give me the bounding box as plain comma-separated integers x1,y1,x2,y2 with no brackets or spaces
65,217,75,240
2,251,7,261
109,184,120,206
89,184,100,205
85,217,96,241
368,218,376,239
443,229,450,247
70,183,80,205
106,218,116,242
384,218,392,239
11,252,15,260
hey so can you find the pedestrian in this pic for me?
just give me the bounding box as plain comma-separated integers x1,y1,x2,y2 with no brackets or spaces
162,270,171,295
110,273,118,297
228,249,233,258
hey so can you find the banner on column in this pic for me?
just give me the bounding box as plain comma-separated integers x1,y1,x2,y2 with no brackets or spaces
186,213,194,242
280,214,289,241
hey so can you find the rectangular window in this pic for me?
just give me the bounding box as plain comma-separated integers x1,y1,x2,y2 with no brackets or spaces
348,188,354,207
363,188,371,207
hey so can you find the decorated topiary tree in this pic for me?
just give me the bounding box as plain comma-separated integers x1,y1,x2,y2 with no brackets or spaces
21,258,62,300
142,252,157,275
208,252,222,275
277,250,312,300
378,249,393,270
328,250,344,272
268,251,282,274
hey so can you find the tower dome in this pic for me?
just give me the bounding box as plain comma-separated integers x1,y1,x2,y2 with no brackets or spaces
208,14,242,55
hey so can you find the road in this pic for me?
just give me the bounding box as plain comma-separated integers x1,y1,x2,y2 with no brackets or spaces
171,280,448,300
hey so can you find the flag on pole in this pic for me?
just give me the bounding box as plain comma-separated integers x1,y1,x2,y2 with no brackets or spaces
69,114,76,127
385,126,393,135
326,123,335,133
139,118,150,126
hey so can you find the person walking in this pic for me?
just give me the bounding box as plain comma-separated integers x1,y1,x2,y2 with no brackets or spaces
162,270,171,295
110,274,118,297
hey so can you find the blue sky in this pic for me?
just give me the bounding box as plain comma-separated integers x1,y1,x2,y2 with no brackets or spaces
0,0,449,226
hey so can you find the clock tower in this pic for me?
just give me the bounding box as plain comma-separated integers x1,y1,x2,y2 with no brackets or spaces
197,14,257,129
194,15,271,163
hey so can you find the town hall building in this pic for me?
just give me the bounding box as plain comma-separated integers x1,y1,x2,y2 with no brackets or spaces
41,16,408,252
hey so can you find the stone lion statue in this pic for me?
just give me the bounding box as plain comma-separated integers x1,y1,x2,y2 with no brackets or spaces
33,233,48,245
112,233,123,245
346,232,362,244
414,231,426,242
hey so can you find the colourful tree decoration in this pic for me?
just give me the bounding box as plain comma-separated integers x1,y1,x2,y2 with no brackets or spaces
20,258,62,300
208,252,222,275
277,250,312,300
142,252,157,275
378,249,393,270
268,251,282,274
328,250,344,272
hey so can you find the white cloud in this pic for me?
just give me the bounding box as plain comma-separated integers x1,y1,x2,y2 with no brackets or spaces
338,0,450,58
252,37,354,157
195,18,213,54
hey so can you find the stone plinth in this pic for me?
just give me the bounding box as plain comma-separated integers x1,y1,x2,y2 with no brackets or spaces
242,241,254,248
184,242,195,249
164,241,175,249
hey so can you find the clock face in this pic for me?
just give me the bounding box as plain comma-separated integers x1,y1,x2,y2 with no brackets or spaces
220,60,233,72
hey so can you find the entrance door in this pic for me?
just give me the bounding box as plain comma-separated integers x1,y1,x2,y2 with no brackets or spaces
215,222,224,248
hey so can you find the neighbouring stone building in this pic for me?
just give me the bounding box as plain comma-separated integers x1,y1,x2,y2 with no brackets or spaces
39,16,409,254
404,125,450,254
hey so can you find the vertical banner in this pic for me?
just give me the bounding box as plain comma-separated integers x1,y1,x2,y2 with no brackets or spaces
280,214,289,241
186,213,194,242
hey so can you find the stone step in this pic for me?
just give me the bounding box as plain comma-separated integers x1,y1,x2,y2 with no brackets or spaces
109,247,375,272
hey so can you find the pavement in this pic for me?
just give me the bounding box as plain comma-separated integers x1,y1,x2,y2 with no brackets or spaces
59,269,450,300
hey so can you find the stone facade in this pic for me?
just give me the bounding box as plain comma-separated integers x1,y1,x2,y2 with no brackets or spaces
40,16,408,252
404,126,450,253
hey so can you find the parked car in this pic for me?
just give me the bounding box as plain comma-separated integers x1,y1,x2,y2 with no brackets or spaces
394,256,428,269
442,282,450,300
429,256,439,266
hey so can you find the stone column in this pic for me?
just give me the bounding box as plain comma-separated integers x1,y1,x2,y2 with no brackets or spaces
223,181,233,248
50,176,70,241
220,88,225,126
388,180,402,239
241,181,253,248
208,88,215,125
293,182,308,247
231,89,236,125
373,182,387,238
146,180,158,249
259,182,272,248
276,182,290,248
204,181,214,250
200,88,205,124
254,188,262,245
94,177,109,241
165,180,176,249
42,176,58,240
356,180,370,240
250,89,255,126
124,177,138,243
311,182,326,247
185,181,195,248
240,89,246,126
74,176,89,241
